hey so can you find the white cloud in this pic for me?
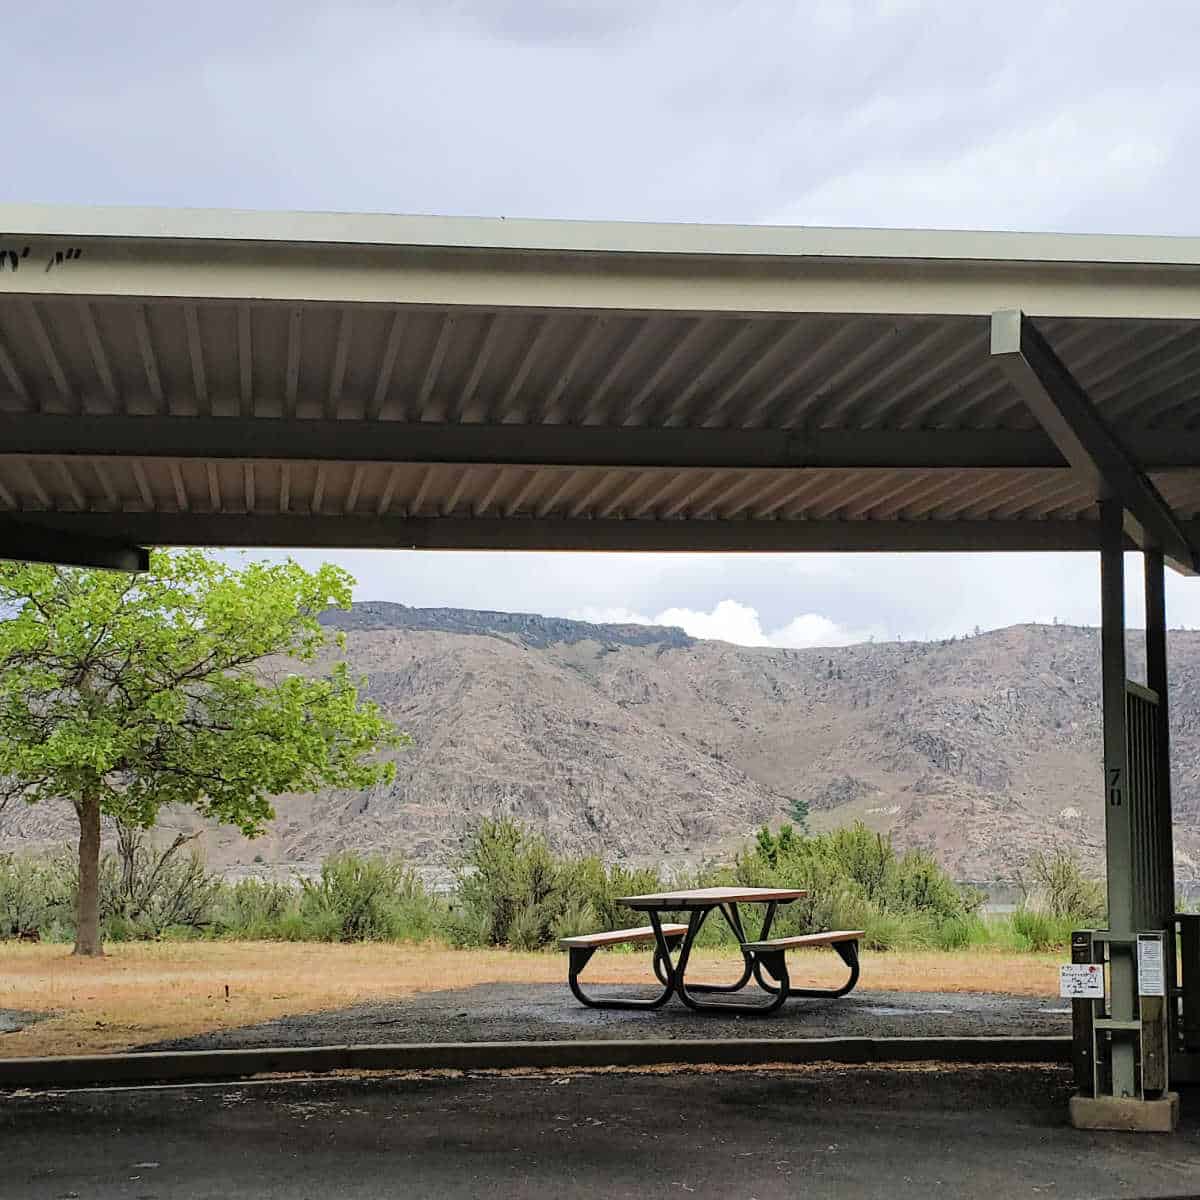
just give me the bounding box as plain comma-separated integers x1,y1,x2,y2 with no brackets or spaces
770,612,887,648
655,600,774,646
569,599,883,649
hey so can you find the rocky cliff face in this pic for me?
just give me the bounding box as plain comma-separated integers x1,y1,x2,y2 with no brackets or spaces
4,607,1199,883
324,601,695,651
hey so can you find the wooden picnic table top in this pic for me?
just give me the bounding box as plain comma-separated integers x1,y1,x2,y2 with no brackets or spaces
617,886,808,910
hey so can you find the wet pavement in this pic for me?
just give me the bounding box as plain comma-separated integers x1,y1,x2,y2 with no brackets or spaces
5,1065,1200,1199
139,983,1070,1051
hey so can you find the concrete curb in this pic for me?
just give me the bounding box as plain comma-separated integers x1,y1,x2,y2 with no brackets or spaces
0,1036,1071,1089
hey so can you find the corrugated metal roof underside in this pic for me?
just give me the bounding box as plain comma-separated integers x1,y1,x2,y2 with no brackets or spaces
3,299,1200,432
7,459,1200,524
1,297,1199,530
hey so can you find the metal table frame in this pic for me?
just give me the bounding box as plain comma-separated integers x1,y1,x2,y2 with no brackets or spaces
567,889,804,1015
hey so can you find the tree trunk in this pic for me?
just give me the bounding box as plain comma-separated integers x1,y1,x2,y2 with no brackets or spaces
73,791,104,957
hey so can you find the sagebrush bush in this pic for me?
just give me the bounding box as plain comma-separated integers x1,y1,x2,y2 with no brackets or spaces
101,826,225,940
5,829,226,942
296,853,443,943
727,822,983,950
1006,848,1106,953
893,850,972,922
450,818,562,947
214,878,298,938
0,852,73,936
1011,907,1078,953
0,814,1104,956
1019,849,1106,922
448,818,669,951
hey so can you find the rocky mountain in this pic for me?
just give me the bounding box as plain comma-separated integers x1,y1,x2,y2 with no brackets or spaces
5,603,1200,884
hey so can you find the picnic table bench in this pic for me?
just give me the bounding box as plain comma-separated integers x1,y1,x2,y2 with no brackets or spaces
559,886,863,1015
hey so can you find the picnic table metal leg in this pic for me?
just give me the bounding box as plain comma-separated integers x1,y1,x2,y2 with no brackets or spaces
753,949,790,995
760,902,779,940
647,908,693,991
678,903,756,994
749,902,788,994
652,947,670,987
753,957,783,994
784,938,862,999
651,943,677,988
566,938,679,1010
675,907,790,1016
667,907,707,987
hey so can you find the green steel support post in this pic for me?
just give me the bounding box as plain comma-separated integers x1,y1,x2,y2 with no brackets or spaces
1146,549,1180,1074
1145,549,1177,918
1101,500,1138,1097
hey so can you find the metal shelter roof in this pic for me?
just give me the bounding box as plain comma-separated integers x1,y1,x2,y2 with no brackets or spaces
2,204,1200,567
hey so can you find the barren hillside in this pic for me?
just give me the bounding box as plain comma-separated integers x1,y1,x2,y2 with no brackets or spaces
5,603,1200,883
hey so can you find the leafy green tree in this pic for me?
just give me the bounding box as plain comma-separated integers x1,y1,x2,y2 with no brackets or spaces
0,551,404,956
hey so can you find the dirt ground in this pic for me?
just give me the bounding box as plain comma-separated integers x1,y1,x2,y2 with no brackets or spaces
0,940,1064,1057
6,1066,1200,1200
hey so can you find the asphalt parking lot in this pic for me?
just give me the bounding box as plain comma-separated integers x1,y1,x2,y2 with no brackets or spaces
4,1065,1200,1200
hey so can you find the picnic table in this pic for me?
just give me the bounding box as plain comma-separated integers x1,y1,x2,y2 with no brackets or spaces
560,886,863,1015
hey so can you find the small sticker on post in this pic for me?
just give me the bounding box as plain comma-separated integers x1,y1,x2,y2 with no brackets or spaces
1137,934,1166,997
1060,963,1104,999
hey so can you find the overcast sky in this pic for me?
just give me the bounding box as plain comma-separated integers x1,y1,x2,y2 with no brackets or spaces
8,1,1200,645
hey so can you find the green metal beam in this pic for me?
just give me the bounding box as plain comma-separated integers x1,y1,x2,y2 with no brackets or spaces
0,519,148,571
0,415,1057,469
991,309,1199,574
7,413,1200,472
0,512,1122,553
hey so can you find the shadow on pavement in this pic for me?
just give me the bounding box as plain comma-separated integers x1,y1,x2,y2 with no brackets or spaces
4,1065,1200,1199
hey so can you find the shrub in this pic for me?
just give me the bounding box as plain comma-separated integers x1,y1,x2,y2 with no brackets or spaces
101,824,225,939
33,824,226,941
550,898,599,943
728,822,980,950
296,853,442,943
931,914,989,951
827,824,895,905
0,852,73,937
507,904,553,952
1019,849,1106,923
1011,907,1077,953
893,849,969,921
451,818,566,948
214,878,298,938
570,859,663,934
449,817,666,951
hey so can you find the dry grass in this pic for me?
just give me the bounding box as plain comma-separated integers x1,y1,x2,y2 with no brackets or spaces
0,941,1061,1058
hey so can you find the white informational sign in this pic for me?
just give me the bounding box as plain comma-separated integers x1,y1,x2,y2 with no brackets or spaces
1137,935,1166,997
1060,962,1105,999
